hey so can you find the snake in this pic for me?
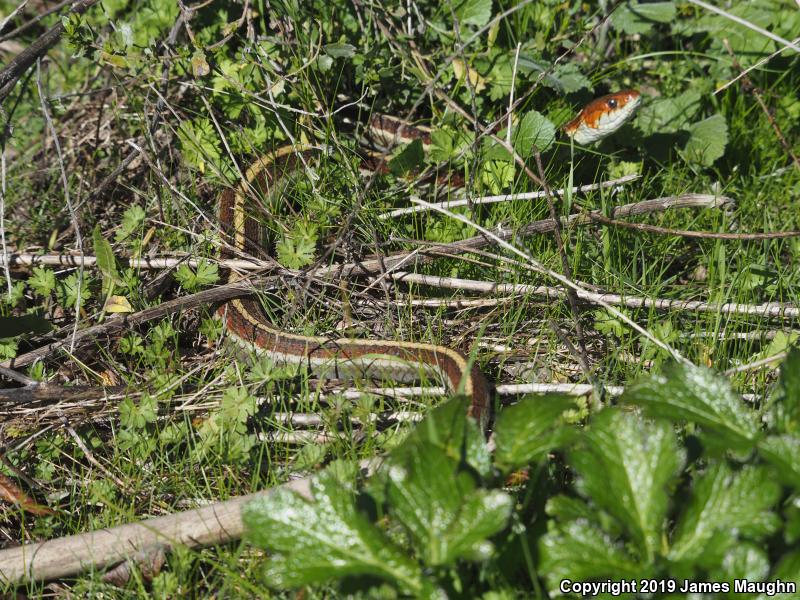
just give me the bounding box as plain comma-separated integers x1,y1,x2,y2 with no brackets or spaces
217,90,641,429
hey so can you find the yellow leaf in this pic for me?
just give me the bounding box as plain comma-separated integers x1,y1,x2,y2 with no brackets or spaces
105,295,133,313
452,59,486,93
191,50,210,78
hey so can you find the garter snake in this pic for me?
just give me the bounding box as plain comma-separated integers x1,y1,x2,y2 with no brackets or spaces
217,91,640,429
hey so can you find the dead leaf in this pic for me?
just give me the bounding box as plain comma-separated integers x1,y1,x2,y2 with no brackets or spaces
0,473,53,516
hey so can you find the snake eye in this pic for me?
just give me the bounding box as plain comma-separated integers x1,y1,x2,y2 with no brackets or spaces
607,98,618,109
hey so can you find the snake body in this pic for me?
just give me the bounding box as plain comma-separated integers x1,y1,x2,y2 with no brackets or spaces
218,93,640,428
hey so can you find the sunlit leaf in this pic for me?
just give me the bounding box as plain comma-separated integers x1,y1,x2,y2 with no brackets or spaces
244,468,435,596
493,394,575,471
569,409,684,559
621,361,759,450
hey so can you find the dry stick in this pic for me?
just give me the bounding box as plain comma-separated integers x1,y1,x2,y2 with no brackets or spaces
0,279,260,371
0,192,733,271
0,196,732,372
0,0,99,102
407,197,686,362
390,270,799,320
722,39,800,172
584,212,800,240
0,365,34,386
0,458,379,584
378,174,640,219
0,0,76,44
0,1,29,35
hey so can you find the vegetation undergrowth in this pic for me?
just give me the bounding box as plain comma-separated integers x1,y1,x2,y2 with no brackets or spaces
0,0,797,596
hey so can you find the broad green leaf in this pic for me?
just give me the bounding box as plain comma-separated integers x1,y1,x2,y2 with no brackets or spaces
539,519,645,592
758,550,800,600
324,43,356,59
485,111,555,160
93,224,122,296
766,347,800,434
669,464,781,564
0,314,52,338
386,441,512,565
392,396,491,477
613,1,676,34
550,63,592,93
452,0,492,27
621,362,760,450
635,89,702,135
244,468,434,596
681,114,728,166
569,409,683,559
710,543,769,592
758,435,800,487
493,394,575,471
545,495,599,524
388,139,425,176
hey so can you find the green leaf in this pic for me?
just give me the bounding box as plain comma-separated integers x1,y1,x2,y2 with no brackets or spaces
452,0,493,27
324,43,356,59
388,139,425,176
93,224,122,296
539,519,645,592
669,464,781,564
569,409,683,559
766,346,800,434
0,314,52,338
29,266,56,297
613,1,676,34
485,111,555,160
174,260,219,292
681,114,728,167
386,441,512,565
55,273,92,309
635,89,702,135
710,543,770,590
244,468,434,597
621,362,760,451
493,394,575,471
115,205,146,243
758,435,800,487
276,235,316,269
392,396,491,477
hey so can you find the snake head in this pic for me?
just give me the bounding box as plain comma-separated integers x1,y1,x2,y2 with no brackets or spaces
563,90,641,145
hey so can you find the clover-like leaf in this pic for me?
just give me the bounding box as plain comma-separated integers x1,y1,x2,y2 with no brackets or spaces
569,409,684,559
244,467,435,597
621,361,760,451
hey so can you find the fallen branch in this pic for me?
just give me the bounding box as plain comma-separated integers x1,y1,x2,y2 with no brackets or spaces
0,0,100,103
390,271,800,320
0,279,261,370
0,458,378,584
